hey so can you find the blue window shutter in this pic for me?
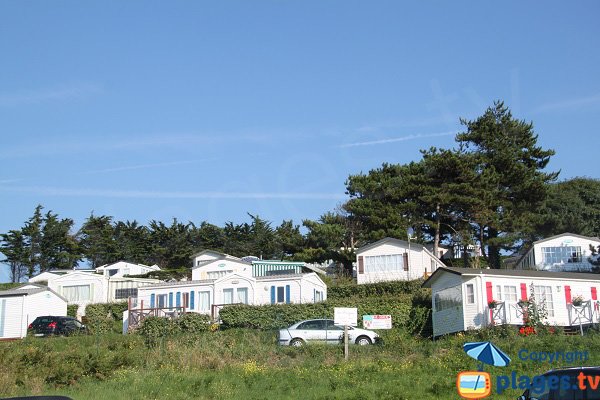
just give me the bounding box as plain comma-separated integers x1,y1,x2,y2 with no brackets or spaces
270,286,276,304
169,292,173,309
285,285,291,304
176,292,181,308
150,294,155,308
190,291,195,309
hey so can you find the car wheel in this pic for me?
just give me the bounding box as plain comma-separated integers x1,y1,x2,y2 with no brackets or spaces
290,338,305,347
355,336,372,346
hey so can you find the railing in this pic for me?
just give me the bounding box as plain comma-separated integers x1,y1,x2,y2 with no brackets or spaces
128,307,186,330
489,301,507,325
568,301,594,335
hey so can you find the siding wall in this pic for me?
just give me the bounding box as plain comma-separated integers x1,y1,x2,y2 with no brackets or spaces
357,242,444,284
0,296,24,339
431,273,464,336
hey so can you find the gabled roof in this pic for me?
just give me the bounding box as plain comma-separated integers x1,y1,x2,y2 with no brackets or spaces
140,279,216,289
422,266,600,288
190,249,238,259
532,232,600,246
356,237,428,254
191,257,251,271
0,283,66,301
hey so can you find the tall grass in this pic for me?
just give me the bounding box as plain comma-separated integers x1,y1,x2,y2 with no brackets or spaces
1,327,599,399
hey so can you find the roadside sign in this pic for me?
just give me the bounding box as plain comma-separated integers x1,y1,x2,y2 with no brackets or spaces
334,307,357,327
363,315,392,329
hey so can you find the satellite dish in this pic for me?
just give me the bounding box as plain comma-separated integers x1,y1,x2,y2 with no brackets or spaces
407,227,415,239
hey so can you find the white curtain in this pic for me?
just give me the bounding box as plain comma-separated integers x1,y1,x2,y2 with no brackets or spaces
62,285,91,302
223,289,234,304
199,291,210,311
236,288,248,304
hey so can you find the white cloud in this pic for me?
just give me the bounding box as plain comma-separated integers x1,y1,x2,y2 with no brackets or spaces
534,93,600,113
81,159,212,174
0,82,102,106
339,131,457,148
0,185,346,200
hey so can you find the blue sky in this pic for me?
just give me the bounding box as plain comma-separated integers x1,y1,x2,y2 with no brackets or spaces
1,2,599,280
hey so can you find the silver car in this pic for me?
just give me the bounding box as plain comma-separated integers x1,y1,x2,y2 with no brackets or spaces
278,319,380,346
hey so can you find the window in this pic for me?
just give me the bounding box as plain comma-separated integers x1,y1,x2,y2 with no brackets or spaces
434,286,461,312
363,254,405,273
504,286,517,302
236,288,248,304
541,246,582,265
115,288,138,300
297,320,326,330
107,269,118,277
496,285,503,300
62,285,91,302
207,270,233,279
223,289,234,304
157,294,167,308
277,286,285,303
466,284,475,304
534,285,555,317
199,291,211,311
314,290,323,303
182,292,190,308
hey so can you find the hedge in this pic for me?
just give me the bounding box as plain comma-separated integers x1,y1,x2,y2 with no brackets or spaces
219,294,415,331
138,313,212,347
67,304,79,318
83,302,129,334
327,279,424,300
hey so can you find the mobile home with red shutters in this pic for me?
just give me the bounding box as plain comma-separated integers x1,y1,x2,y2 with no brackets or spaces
422,267,600,337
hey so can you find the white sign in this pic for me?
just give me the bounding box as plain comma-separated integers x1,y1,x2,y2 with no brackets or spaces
363,315,392,329
334,307,358,326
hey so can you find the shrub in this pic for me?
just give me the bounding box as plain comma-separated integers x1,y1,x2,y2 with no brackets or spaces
328,279,424,300
67,304,79,318
219,294,415,331
84,302,128,334
175,313,211,333
138,317,177,348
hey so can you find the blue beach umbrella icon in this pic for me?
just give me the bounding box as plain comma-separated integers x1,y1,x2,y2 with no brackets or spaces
463,341,511,370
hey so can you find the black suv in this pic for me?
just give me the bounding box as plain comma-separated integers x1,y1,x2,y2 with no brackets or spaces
518,367,600,400
28,316,86,337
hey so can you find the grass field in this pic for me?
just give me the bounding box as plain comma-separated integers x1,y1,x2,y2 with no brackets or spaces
1,326,599,399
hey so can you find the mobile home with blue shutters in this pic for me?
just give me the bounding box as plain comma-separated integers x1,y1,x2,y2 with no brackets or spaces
133,272,327,322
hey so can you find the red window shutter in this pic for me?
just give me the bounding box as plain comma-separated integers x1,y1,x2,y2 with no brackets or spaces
403,253,409,271
565,285,572,304
520,283,528,301
358,256,364,274
592,287,598,301
485,282,493,302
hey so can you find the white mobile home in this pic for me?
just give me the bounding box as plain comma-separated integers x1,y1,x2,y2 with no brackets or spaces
132,272,327,321
356,237,446,284
96,261,160,278
422,267,600,337
515,233,600,272
0,284,67,339
48,271,159,314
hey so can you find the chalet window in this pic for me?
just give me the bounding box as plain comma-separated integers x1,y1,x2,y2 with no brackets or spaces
434,287,461,311
541,246,582,265
277,286,285,303
534,286,555,317
182,292,190,308
115,288,138,300
62,285,91,302
157,294,167,308
363,254,404,273
199,291,210,311
236,288,248,304
504,286,517,302
466,284,475,304
223,289,234,304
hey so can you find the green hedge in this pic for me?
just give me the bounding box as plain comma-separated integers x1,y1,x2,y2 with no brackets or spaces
138,313,212,347
219,294,415,331
67,304,79,318
328,279,424,300
84,302,128,334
